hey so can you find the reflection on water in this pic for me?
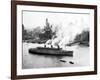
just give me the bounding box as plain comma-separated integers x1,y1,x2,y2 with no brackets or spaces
22,42,90,69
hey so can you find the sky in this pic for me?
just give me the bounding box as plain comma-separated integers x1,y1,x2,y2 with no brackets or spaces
22,10,90,30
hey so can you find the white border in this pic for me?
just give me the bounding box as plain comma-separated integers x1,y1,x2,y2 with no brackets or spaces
17,5,94,75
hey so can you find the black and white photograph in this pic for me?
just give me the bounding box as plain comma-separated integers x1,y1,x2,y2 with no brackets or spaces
22,10,90,69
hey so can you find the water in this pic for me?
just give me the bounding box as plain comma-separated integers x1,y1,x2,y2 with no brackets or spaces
22,42,90,69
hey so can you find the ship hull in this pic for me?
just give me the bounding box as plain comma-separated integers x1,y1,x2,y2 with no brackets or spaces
29,47,73,56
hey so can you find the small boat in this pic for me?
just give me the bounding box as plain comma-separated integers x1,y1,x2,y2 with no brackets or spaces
69,61,74,64
59,60,66,62
29,47,73,56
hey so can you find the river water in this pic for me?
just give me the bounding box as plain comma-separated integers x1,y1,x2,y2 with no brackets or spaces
22,42,90,69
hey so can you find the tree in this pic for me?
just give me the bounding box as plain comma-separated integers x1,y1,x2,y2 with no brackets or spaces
74,30,89,42
22,24,27,40
39,18,55,40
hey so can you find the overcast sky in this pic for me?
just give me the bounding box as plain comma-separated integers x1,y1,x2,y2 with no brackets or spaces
23,11,90,28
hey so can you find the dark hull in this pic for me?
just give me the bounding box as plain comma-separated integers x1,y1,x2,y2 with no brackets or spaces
29,47,73,56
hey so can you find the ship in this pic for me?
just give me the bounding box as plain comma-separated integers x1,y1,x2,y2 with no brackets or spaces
29,45,73,56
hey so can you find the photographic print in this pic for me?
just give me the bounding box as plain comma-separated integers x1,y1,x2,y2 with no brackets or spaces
22,10,90,69
11,1,97,79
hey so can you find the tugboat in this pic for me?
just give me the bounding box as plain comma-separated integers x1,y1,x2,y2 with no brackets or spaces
29,45,73,56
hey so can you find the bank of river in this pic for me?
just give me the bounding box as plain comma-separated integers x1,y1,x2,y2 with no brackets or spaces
22,42,90,69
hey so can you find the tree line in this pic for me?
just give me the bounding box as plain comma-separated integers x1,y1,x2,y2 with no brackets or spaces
22,18,89,46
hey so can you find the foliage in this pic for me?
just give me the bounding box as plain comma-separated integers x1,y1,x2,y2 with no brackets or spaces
67,30,89,46
74,30,89,42
22,18,56,43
